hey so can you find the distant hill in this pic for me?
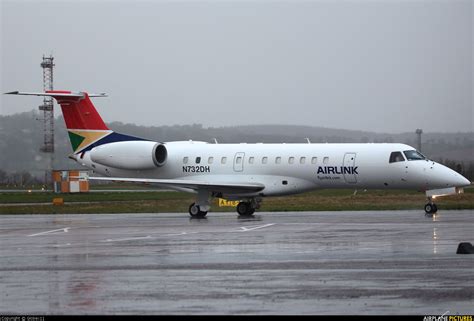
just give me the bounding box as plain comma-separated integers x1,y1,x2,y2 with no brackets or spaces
0,110,472,179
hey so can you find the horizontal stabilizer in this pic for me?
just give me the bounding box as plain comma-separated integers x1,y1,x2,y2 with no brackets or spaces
89,176,265,194
4,91,107,98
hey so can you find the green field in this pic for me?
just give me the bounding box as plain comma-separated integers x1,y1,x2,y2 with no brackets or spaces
0,187,472,214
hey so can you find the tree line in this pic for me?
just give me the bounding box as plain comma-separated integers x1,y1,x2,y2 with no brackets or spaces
0,170,44,188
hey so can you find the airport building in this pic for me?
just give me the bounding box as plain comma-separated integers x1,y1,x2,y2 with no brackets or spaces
52,170,90,193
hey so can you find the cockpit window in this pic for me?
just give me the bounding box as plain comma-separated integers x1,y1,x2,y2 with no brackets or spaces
389,151,405,163
403,150,426,161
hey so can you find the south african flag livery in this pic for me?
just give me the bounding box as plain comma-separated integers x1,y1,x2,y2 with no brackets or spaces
68,129,112,153
67,129,147,153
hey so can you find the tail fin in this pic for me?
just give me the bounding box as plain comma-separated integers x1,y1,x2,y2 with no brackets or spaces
5,90,146,153
47,90,109,131
49,90,114,153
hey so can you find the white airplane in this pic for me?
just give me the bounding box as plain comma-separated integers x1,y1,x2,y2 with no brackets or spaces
5,90,471,217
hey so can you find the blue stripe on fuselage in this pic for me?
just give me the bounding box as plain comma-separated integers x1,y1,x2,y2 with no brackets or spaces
78,132,149,153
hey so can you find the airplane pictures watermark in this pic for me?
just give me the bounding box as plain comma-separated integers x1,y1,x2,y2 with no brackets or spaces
423,312,473,321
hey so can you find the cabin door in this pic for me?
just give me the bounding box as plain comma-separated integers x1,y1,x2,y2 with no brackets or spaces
343,153,357,184
233,152,245,172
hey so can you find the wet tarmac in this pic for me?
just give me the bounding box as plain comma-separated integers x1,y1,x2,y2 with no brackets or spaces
0,210,473,315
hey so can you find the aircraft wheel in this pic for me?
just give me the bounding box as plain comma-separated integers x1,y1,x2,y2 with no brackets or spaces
189,203,207,218
424,203,438,214
237,202,255,216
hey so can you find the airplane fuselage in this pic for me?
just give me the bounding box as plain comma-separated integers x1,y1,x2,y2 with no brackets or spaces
77,142,467,198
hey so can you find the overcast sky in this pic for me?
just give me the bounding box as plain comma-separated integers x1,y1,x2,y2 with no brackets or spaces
1,0,472,133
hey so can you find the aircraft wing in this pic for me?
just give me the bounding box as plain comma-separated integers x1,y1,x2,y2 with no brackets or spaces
88,176,265,194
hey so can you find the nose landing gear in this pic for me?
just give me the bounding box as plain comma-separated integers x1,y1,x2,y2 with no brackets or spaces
424,197,438,215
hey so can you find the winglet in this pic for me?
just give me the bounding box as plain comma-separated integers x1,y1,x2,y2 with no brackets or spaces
89,93,108,98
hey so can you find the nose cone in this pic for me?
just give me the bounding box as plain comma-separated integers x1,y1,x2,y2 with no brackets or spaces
436,163,471,188
455,173,471,187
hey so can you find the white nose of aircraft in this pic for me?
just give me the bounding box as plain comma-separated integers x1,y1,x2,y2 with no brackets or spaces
436,162,471,188
455,173,471,187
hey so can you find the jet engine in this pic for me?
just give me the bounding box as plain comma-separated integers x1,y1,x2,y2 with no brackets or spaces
90,141,167,170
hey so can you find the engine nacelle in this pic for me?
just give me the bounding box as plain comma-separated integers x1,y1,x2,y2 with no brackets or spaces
90,141,167,170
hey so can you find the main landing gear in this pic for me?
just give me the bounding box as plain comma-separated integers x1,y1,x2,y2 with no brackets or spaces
237,202,255,216
188,189,210,218
236,198,261,217
188,202,208,218
424,197,438,215
188,196,262,218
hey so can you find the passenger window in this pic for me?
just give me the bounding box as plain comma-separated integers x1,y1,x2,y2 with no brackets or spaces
311,157,317,164
249,157,254,164
300,157,306,164
323,157,329,164
289,157,295,164
262,157,268,164
236,157,242,164
183,157,188,164
403,150,425,161
196,157,201,164
208,157,213,164
389,152,405,163
221,157,227,164
276,157,281,164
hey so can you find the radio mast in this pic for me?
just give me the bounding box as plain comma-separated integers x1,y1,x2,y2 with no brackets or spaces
38,55,55,188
